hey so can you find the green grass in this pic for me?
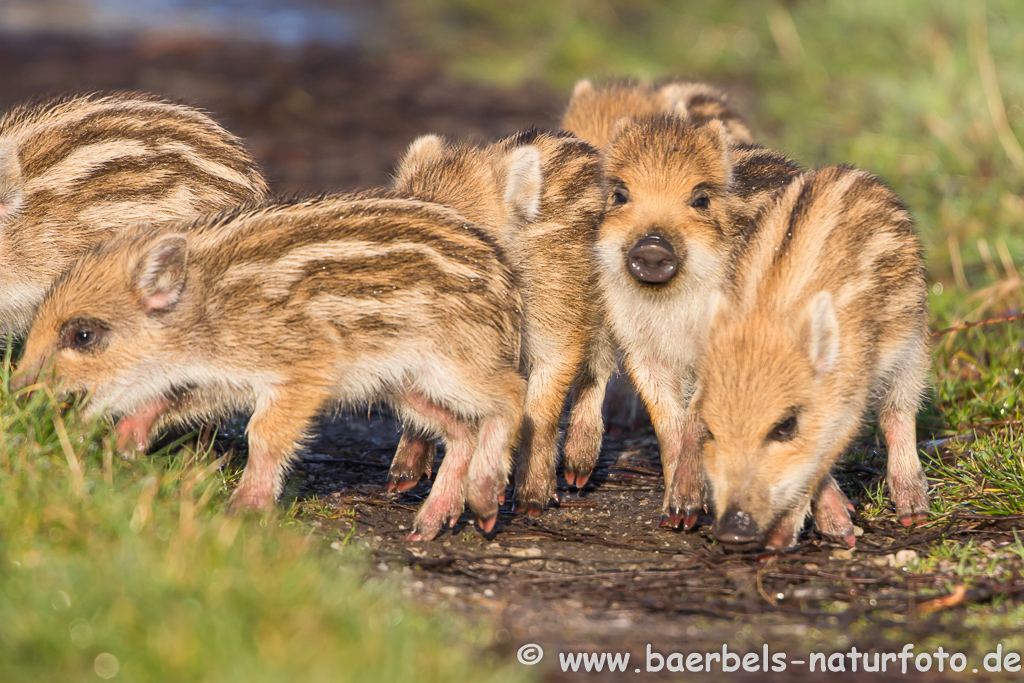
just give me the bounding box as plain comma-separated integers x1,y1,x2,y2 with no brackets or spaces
395,0,1024,549
4,1,1024,671
0,347,526,683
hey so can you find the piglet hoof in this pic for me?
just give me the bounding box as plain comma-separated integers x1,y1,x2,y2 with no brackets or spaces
570,470,592,490
682,509,700,530
227,489,274,515
891,473,930,527
812,477,857,544
511,500,544,518
405,529,434,542
659,508,683,529
763,531,799,553
563,469,577,488
498,491,506,505
477,514,498,534
385,473,422,494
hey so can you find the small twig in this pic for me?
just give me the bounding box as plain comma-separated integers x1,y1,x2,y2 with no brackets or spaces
303,455,391,468
931,312,1024,337
957,418,1024,431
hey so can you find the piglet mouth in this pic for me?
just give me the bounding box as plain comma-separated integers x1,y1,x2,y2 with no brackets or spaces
713,509,807,553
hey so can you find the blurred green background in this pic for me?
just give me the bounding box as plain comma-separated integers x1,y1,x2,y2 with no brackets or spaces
396,0,1024,318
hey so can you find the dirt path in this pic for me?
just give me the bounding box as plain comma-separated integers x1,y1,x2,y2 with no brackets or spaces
297,411,1018,682
5,35,1019,682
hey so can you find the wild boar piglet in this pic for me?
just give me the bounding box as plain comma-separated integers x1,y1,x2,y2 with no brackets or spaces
0,91,268,335
596,115,801,530
562,79,754,150
392,129,614,514
14,194,526,541
695,165,930,551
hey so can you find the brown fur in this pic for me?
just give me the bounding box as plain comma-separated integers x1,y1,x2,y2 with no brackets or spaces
562,80,772,435
696,165,930,550
595,115,800,526
13,193,526,541
561,79,754,150
392,129,614,512
0,91,269,335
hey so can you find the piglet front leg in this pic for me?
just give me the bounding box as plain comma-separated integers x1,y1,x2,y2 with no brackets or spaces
229,386,326,513
466,412,520,533
811,474,857,546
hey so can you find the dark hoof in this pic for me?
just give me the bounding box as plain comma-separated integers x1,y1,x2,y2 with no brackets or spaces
524,501,544,518
682,509,699,530
659,508,682,529
387,474,422,493
627,235,679,284
477,514,498,533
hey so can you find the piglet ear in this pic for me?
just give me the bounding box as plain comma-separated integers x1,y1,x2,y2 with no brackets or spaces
136,234,188,313
0,138,24,221
499,145,543,224
570,78,595,100
658,83,692,118
392,134,446,187
804,291,840,375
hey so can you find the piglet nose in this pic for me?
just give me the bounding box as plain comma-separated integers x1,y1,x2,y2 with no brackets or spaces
627,234,678,283
714,509,759,544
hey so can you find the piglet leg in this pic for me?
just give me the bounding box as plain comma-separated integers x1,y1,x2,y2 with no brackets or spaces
625,362,697,528
880,407,929,526
467,410,521,533
811,475,856,546
763,501,812,552
229,387,326,513
512,361,578,516
407,427,474,541
397,391,476,541
562,335,616,489
114,397,171,457
386,433,436,493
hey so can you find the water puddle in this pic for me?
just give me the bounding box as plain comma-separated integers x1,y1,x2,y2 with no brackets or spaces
0,0,370,47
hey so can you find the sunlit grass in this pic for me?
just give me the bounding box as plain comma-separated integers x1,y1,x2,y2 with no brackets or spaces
0,347,527,683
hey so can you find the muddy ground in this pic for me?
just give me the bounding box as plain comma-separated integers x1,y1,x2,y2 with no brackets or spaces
4,35,1021,682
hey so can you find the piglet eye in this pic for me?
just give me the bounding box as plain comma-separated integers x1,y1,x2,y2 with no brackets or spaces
609,185,629,207
691,194,710,210
59,317,109,352
768,415,797,442
73,330,95,348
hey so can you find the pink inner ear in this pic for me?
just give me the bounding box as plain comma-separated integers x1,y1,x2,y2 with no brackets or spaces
142,290,177,312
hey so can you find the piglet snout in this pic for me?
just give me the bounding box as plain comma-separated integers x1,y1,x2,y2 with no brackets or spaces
713,509,759,544
627,234,679,284
9,365,40,392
